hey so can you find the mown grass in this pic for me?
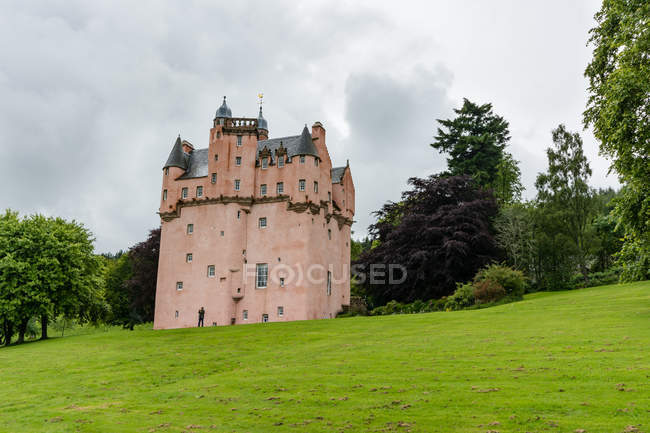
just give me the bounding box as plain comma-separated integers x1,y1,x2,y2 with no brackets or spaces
1,281,648,433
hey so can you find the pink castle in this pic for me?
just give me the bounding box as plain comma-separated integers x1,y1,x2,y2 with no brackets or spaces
153,97,355,329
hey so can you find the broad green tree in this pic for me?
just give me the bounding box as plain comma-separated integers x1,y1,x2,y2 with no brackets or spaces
432,99,511,190
493,152,524,204
584,0,649,280
535,125,595,281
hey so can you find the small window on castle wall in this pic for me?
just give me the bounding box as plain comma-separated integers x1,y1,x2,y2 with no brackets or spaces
261,157,268,169
237,135,242,146
315,158,319,167
328,192,331,202
277,306,284,317
186,253,192,263
327,271,332,296
260,184,267,196
278,157,284,168
182,187,188,199
175,310,179,318
187,224,194,234
207,265,215,277
196,186,203,197
234,179,240,191
163,189,167,201
259,217,267,228
314,181,318,193
176,282,183,291
214,154,218,161
262,314,269,323
280,277,285,287
243,310,248,320
216,131,221,138
237,210,241,219
328,229,332,240
164,167,169,175
211,173,217,184
235,156,242,166
299,179,305,191
300,155,305,164
276,182,284,195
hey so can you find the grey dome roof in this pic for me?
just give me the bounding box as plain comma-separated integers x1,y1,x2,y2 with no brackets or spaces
215,96,232,118
164,136,189,170
257,106,268,131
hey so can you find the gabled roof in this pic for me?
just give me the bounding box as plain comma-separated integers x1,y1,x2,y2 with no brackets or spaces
177,148,209,179
256,125,318,162
164,136,189,170
331,166,347,184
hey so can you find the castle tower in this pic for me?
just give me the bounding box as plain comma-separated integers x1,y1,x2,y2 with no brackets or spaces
153,97,355,328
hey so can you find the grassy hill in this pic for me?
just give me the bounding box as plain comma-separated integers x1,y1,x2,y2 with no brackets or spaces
1,281,648,433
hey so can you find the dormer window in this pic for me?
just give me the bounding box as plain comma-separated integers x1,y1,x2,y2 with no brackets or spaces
278,157,284,168
235,156,242,166
181,187,188,199
300,155,305,164
262,157,268,169
236,135,242,146
196,186,203,197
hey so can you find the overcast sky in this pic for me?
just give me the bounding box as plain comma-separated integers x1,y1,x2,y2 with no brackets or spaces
0,0,618,253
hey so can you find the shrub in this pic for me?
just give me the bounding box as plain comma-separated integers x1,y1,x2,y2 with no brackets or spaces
474,264,526,299
473,280,506,304
444,283,475,311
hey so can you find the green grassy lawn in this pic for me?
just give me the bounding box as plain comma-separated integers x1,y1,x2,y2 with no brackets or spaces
1,282,649,433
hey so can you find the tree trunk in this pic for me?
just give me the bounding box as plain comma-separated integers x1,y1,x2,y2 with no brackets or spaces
17,319,27,344
40,315,48,340
3,320,12,346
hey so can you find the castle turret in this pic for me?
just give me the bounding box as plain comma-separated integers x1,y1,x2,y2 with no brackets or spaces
215,96,232,119
257,106,268,140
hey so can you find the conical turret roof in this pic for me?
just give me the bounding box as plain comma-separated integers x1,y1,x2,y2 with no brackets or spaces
164,135,188,170
294,125,318,157
257,106,268,131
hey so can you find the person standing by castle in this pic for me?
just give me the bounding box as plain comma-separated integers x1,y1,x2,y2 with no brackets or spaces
197,307,205,327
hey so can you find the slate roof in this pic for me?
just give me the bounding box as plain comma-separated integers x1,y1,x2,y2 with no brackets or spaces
177,148,209,179
257,125,318,163
257,107,268,131
164,136,188,170
215,96,232,118
331,166,347,184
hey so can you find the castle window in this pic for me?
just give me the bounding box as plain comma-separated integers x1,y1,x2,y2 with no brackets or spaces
256,263,268,288
328,191,331,202
186,253,193,263
315,158,319,167
164,167,169,175
163,189,167,201
196,186,203,197
220,231,224,236
182,187,188,199
262,314,269,323
176,282,183,291
214,154,218,161
175,310,179,318
207,265,215,277
278,157,284,168
314,181,318,193
328,229,331,240
259,217,267,228
276,182,284,194
299,179,305,191
260,184,267,196
235,156,242,166
187,224,194,234
234,179,241,191
280,277,285,287
300,155,305,164
243,310,248,320
211,173,217,184
236,135,242,146
216,131,221,138
237,210,241,219
277,306,284,317
327,271,332,296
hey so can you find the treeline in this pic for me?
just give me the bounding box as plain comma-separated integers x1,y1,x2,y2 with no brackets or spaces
0,211,159,346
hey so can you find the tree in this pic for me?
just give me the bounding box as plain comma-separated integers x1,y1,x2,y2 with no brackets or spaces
354,175,499,305
493,153,524,204
123,228,160,324
535,125,595,282
104,253,133,325
432,99,511,189
494,203,536,274
584,0,649,280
